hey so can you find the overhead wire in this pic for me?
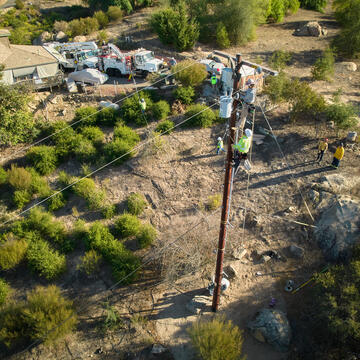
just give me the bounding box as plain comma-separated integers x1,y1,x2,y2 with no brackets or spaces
0,61,197,165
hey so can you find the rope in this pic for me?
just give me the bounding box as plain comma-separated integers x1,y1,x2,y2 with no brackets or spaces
0,61,197,165
258,103,315,223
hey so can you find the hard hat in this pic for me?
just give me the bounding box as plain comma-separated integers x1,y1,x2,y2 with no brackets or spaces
341,143,344,147
245,129,252,138
325,138,328,142
217,137,222,141
140,98,145,102
247,78,255,85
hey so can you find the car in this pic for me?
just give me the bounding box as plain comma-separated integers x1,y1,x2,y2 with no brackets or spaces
199,59,225,75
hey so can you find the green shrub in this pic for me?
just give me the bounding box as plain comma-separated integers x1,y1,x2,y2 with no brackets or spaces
73,178,106,210
0,238,28,270
325,102,358,129
0,279,10,306
96,107,120,126
115,213,142,238
0,166,7,185
127,193,147,215
94,10,109,28
49,121,78,159
28,169,52,198
54,20,69,33
48,192,66,212
188,316,246,360
68,18,85,37
113,124,140,145
183,104,216,128
172,60,207,87
80,126,104,145
73,135,97,162
26,146,58,175
73,106,97,128
333,22,360,59
97,30,109,44
151,100,170,120
206,193,222,211
15,0,24,9
103,138,134,163
121,92,153,126
311,48,335,81
107,6,123,21
0,285,77,348
174,86,195,105
26,240,66,280
136,223,156,248
216,22,231,48
264,71,292,104
83,17,100,35
300,0,327,11
13,189,32,209
77,249,102,276
7,165,32,190
268,50,292,71
102,204,116,219
155,120,175,134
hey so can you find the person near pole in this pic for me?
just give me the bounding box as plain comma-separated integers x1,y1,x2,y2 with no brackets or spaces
238,78,256,131
139,98,146,114
316,138,328,163
331,143,344,169
233,128,252,169
211,72,217,89
216,137,225,155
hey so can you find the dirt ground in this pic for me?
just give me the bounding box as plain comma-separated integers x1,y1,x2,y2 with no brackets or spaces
2,2,360,360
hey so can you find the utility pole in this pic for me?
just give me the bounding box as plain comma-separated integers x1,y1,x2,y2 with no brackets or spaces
212,53,242,312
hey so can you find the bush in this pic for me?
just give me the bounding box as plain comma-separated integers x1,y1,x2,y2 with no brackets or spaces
26,240,66,280
264,71,292,104
113,124,140,146
26,146,58,175
115,213,142,238
73,178,106,210
107,6,123,21
48,192,66,212
80,126,104,146
54,20,69,33
188,316,246,360
73,135,97,162
300,0,327,11
172,60,207,87
127,193,147,215
206,193,222,211
96,107,120,126
97,30,109,44
0,279,10,306
216,22,231,48
68,18,86,37
151,100,170,120
0,238,28,270
0,166,7,185
83,17,100,35
73,106,98,128
155,120,175,134
121,92,153,126
311,48,335,81
15,0,24,9
7,165,32,190
13,189,32,209
28,168,51,198
49,121,78,159
333,22,360,58
94,11,109,28
183,104,216,128
136,223,156,248
268,50,292,71
77,249,102,276
102,204,116,219
173,86,195,105
325,102,358,129
0,285,77,348
103,138,134,163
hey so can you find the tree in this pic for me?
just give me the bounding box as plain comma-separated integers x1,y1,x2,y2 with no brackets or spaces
172,60,207,87
300,0,327,11
311,48,335,80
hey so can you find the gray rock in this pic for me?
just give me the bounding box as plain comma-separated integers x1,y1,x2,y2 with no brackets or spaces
223,265,237,279
347,131,357,142
294,21,323,37
261,255,271,263
55,31,68,42
232,247,247,260
186,295,212,314
248,309,291,352
151,344,166,354
335,62,357,72
74,35,87,42
289,245,304,258
315,197,360,261
32,31,52,45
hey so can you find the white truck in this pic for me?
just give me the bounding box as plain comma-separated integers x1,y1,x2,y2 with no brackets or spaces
45,42,99,70
99,44,165,77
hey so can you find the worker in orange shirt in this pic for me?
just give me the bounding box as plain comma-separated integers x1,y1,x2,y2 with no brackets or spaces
316,138,328,164
331,143,344,169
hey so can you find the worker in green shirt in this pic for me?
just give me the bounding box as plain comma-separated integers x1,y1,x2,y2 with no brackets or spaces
233,128,252,170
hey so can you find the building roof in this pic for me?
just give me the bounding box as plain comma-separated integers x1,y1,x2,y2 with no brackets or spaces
0,42,58,70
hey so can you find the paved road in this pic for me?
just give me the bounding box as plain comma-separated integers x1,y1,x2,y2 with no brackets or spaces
0,0,15,9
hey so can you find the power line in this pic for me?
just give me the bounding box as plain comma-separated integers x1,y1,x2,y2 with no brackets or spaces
0,101,219,229
0,62,196,165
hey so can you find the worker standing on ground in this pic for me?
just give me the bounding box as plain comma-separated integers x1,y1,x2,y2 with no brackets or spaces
238,79,256,131
316,138,328,164
216,137,225,155
139,98,146,114
211,72,217,89
233,128,252,170
331,143,345,169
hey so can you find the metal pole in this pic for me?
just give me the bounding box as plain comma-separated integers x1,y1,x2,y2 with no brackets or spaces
212,53,242,312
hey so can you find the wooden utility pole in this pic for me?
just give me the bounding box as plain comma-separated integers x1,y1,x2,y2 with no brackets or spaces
212,53,242,312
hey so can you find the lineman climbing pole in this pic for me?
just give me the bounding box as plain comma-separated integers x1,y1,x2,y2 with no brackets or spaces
212,54,243,312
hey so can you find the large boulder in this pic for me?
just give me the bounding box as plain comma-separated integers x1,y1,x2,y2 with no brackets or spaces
55,31,68,42
294,21,323,37
32,31,52,45
248,309,291,352
315,197,360,261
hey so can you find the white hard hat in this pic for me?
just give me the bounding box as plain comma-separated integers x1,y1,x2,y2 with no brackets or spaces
245,129,252,138
141,98,145,102
247,78,255,85
217,137,222,141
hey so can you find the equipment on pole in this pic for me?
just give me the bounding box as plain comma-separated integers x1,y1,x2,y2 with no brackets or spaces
219,96,233,118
